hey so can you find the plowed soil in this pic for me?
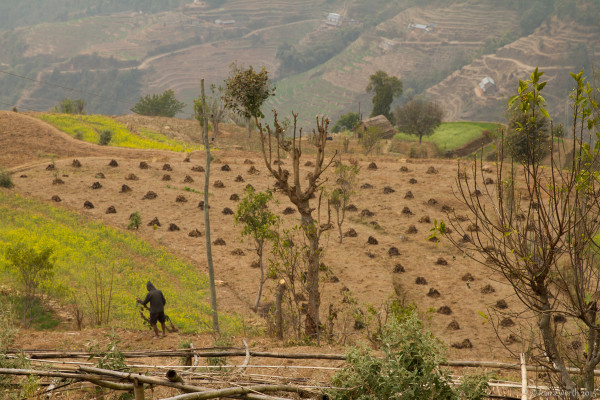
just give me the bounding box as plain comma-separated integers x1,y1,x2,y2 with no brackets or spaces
2,111,518,363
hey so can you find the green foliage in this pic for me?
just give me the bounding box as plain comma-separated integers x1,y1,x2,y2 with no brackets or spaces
506,109,550,163
359,126,384,155
3,242,55,327
235,187,279,311
224,63,276,120
366,70,402,123
507,68,551,164
0,352,36,398
0,169,13,189
0,303,18,352
331,112,360,133
53,97,86,114
457,373,492,400
395,99,444,145
234,188,279,245
128,212,142,230
131,89,186,117
329,308,458,400
2,294,59,330
87,330,128,371
98,129,112,146
395,121,498,150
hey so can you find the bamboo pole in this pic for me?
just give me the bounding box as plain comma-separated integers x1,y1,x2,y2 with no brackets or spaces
79,366,210,393
17,349,347,360
133,378,145,400
238,339,250,373
0,368,133,390
160,384,303,400
520,353,528,400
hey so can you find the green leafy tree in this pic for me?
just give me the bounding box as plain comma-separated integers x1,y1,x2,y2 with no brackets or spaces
128,212,141,230
131,89,186,117
234,188,279,311
0,169,13,189
330,306,488,400
4,243,55,327
224,63,275,138
331,112,359,133
395,99,444,145
98,129,112,146
194,84,227,140
53,97,86,114
366,71,402,123
329,160,360,243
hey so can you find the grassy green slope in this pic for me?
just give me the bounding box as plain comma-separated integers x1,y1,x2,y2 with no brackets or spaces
0,191,238,332
37,114,203,152
395,121,497,150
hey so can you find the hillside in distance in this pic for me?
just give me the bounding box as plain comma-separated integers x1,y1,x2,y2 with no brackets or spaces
0,0,597,126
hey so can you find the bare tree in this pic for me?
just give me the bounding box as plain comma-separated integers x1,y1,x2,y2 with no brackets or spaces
257,111,336,337
433,69,600,398
328,159,360,243
194,84,227,140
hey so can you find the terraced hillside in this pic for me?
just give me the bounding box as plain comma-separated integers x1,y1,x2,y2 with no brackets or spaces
3,1,598,123
426,17,600,122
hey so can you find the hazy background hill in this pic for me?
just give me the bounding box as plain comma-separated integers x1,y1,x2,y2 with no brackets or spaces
0,0,597,127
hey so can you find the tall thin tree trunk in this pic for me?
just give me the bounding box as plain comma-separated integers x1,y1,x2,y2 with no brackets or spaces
253,242,264,312
301,211,320,339
202,79,219,333
212,119,219,140
247,116,252,138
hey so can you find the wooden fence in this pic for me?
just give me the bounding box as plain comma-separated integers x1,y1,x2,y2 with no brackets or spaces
2,346,598,399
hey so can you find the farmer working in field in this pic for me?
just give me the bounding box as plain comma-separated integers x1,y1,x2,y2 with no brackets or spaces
137,281,167,338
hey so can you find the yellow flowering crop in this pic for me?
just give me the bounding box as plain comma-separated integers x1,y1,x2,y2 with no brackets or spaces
37,114,203,152
0,191,239,333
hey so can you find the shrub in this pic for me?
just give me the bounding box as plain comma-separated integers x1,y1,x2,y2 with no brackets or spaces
4,243,55,327
74,130,84,140
128,212,142,230
0,169,14,189
329,306,489,400
131,89,186,117
99,129,113,146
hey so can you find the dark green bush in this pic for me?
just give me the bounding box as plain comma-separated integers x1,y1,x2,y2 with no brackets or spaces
99,130,112,146
0,169,14,189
